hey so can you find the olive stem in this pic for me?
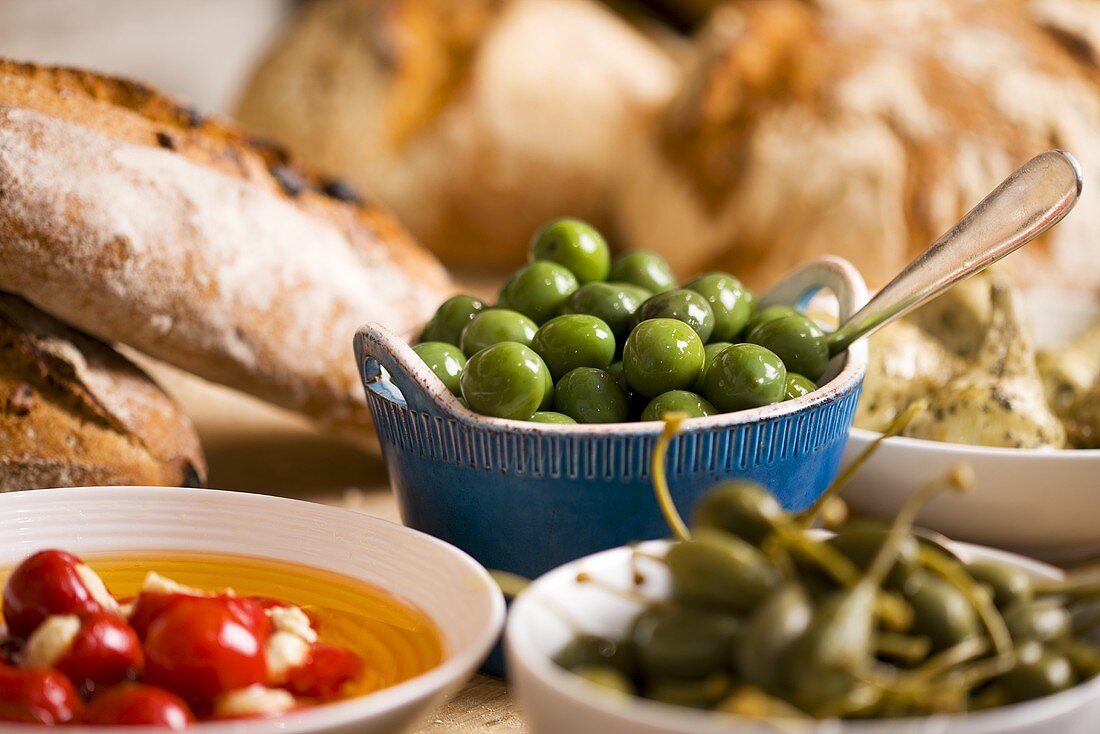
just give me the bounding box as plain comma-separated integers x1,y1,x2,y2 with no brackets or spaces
796,402,926,527
651,413,691,542
918,546,1013,658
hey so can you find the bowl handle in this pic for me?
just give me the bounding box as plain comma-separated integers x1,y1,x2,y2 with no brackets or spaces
354,323,462,416
758,255,869,324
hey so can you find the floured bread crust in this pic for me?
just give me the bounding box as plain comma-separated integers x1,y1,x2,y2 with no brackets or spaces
0,60,452,431
614,0,1100,292
0,294,206,491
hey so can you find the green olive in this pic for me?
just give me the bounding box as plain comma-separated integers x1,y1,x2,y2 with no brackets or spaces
784,373,817,400
498,261,580,324
529,411,577,424
640,390,716,422
631,603,740,680
743,304,798,338
531,314,616,380
530,218,611,284
459,341,549,420
609,251,676,294
746,313,830,383
554,367,629,423
694,342,733,392
736,582,813,689
623,319,706,398
561,282,653,339
412,341,466,396
460,309,538,357
690,480,784,546
903,571,980,652
968,562,1033,610
1001,641,1076,703
420,294,486,345
685,273,754,342
703,343,787,412
634,289,716,343
666,529,780,614
1004,599,1072,644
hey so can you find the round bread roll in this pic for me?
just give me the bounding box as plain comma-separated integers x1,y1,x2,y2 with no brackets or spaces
614,0,1100,291
237,0,679,269
0,294,206,491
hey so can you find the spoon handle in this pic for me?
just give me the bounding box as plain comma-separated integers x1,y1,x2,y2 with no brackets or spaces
827,150,1083,356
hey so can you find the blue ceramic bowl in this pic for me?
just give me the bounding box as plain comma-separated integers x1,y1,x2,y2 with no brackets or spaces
355,257,868,581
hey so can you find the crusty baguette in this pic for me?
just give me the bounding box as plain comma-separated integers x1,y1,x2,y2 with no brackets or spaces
0,293,206,491
0,60,452,432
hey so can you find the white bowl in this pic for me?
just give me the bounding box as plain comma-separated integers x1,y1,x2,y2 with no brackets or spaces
842,289,1100,562
841,430,1100,562
0,486,506,734
506,539,1100,734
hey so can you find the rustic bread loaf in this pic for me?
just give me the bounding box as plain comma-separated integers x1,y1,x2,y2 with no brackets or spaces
0,59,452,432
236,0,678,270
0,293,206,491
613,0,1100,292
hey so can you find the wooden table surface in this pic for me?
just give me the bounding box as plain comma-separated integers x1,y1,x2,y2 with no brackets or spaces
152,365,528,734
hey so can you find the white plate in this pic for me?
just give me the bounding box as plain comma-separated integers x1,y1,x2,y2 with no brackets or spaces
0,486,505,734
843,290,1100,562
507,539,1100,734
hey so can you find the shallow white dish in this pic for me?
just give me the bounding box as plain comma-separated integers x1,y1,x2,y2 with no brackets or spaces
507,539,1100,734
842,290,1100,562
841,430,1100,562
0,486,506,734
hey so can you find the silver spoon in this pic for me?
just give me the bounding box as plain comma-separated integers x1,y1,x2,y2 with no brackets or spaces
827,150,1082,356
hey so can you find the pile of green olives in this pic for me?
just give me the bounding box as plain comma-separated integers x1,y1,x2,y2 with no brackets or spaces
415,218,831,422
553,420,1100,718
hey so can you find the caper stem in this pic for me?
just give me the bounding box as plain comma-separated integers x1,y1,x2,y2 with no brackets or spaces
491,570,532,597
918,546,1013,658
717,686,812,719
1034,578,1100,603
796,402,926,527
865,462,971,588
651,413,691,542
911,636,989,682
876,632,932,664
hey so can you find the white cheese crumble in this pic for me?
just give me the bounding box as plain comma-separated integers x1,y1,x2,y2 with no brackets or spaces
214,685,296,718
141,571,205,596
22,615,80,668
265,631,311,684
75,563,120,614
266,605,317,644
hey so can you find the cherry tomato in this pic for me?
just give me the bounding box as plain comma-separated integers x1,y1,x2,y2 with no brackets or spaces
56,612,143,690
0,663,80,725
285,644,363,700
130,592,270,641
3,550,111,639
83,684,193,729
144,597,268,703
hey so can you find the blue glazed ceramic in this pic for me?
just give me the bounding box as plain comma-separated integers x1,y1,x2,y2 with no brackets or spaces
355,257,868,582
